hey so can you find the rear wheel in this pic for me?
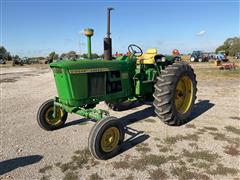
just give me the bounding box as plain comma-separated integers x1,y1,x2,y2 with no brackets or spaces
153,62,197,126
190,57,195,62
88,116,124,160
106,101,133,111
37,99,68,130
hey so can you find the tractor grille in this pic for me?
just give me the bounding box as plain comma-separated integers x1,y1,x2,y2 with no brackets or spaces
88,72,106,97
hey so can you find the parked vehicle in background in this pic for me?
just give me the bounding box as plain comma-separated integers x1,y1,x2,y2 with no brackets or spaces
0,59,6,64
190,51,208,62
235,52,240,59
216,51,227,61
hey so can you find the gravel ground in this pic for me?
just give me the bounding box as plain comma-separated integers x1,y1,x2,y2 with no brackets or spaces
0,63,240,180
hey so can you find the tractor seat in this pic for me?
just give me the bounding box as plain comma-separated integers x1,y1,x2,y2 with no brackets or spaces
137,48,158,64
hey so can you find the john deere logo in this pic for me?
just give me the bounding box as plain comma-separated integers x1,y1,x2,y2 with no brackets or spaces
69,68,110,74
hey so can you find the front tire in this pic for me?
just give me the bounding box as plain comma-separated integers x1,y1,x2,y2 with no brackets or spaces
88,116,125,160
153,62,197,126
106,101,133,111
37,99,68,131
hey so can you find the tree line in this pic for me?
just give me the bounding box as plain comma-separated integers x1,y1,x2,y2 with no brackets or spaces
215,37,240,56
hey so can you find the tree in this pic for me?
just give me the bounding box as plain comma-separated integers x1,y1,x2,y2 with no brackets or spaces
66,51,77,59
216,37,240,56
48,51,58,60
0,46,11,60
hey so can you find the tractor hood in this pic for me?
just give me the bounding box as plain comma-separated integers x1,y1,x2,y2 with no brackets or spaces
49,58,136,73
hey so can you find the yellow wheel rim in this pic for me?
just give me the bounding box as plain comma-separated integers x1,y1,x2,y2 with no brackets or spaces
100,127,120,152
45,106,64,125
175,75,193,114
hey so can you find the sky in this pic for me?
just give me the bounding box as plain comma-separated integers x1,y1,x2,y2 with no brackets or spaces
1,0,239,57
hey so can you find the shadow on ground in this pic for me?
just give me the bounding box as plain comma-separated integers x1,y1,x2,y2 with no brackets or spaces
188,99,215,123
0,155,43,175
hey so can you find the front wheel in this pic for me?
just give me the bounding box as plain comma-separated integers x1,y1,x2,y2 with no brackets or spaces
37,99,68,131
88,116,125,160
153,62,197,126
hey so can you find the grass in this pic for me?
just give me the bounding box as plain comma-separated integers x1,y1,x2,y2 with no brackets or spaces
182,149,219,162
154,137,161,141
208,163,239,175
125,174,134,180
204,126,218,131
224,144,240,156
185,124,196,129
56,148,92,172
39,165,52,173
171,166,210,180
149,168,168,180
163,133,200,145
192,162,212,170
63,172,78,180
225,126,240,135
144,118,156,123
188,143,199,149
136,146,151,153
113,161,131,169
40,175,51,180
88,173,103,180
159,146,173,152
209,132,240,146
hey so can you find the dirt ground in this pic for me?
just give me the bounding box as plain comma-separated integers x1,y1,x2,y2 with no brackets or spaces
0,61,240,180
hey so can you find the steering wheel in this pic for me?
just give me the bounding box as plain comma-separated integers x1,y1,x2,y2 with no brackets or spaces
128,44,143,57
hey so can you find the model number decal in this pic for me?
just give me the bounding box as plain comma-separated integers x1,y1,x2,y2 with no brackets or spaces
69,68,110,74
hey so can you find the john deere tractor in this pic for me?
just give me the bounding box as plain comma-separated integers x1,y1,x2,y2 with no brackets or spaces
37,8,197,160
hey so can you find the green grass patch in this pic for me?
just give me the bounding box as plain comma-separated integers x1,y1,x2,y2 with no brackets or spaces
40,175,51,180
39,165,52,173
182,149,219,162
136,146,151,153
163,133,200,145
149,168,168,180
125,174,134,180
225,126,240,135
154,137,161,141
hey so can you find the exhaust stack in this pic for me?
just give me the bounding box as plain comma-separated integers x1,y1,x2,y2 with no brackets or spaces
104,8,114,60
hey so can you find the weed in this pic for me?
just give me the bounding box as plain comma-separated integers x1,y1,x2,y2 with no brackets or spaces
144,118,156,123
136,146,151,153
159,146,173,152
125,174,134,180
39,165,52,173
184,134,199,141
171,166,209,180
163,135,183,145
185,124,196,129
225,126,240,135
192,162,212,170
40,175,51,180
230,116,240,120
63,171,78,180
58,148,91,172
154,137,161,141
204,126,218,131
188,143,199,149
113,161,131,169
208,163,239,175
149,168,168,180
182,149,219,162
224,144,240,156
88,173,103,180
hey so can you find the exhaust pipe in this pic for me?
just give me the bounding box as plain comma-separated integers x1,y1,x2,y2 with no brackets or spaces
104,8,114,60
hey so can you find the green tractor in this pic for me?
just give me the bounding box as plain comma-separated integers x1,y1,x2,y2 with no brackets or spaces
37,8,197,160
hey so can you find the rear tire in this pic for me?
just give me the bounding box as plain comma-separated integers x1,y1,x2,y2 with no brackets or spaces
106,101,133,111
153,62,197,126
